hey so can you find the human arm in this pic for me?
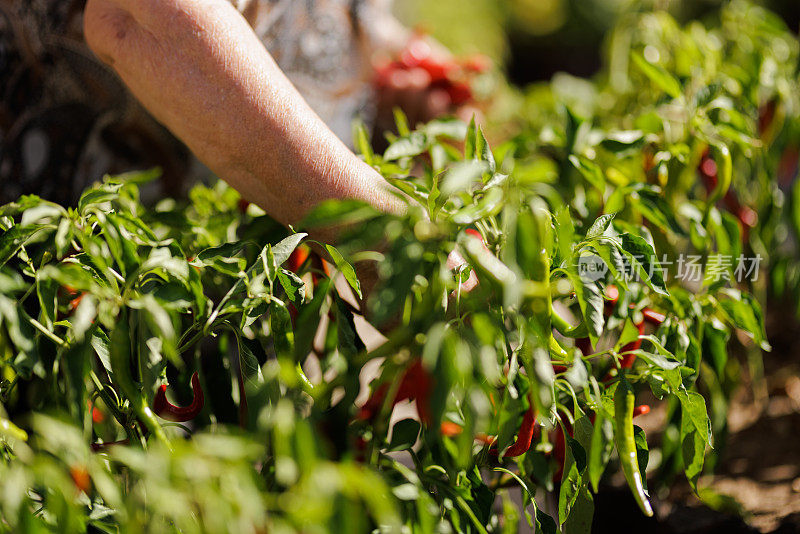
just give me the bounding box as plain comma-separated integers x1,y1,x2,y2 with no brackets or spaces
83,0,404,229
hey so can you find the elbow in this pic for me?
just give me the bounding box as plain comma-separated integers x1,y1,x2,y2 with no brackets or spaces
83,0,135,65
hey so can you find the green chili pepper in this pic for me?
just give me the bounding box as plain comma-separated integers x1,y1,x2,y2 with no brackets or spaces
0,418,27,441
109,311,170,446
548,334,569,360
550,304,589,338
614,379,653,517
707,143,732,208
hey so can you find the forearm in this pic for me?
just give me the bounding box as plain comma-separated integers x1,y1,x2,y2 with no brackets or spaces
84,0,402,226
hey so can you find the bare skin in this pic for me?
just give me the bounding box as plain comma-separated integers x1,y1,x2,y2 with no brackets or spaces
83,0,404,229
83,0,482,306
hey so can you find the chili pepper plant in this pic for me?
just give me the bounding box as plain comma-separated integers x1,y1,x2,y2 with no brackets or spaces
0,3,783,533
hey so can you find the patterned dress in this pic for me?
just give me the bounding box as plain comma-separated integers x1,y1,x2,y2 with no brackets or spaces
0,0,389,204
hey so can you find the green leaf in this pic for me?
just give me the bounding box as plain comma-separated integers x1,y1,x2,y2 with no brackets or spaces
588,409,613,493
277,269,306,304
476,126,496,174
558,434,586,525
678,391,711,492
719,291,770,350
325,245,362,299
352,120,375,166
385,132,428,160
585,213,616,240
387,419,421,452
631,185,684,236
452,187,504,225
441,161,490,195
632,52,682,99
619,233,668,295
465,115,477,160
563,485,594,534
568,156,606,193
78,181,124,214
0,224,51,267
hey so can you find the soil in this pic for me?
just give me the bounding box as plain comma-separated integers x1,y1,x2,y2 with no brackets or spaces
353,299,800,533
595,301,800,533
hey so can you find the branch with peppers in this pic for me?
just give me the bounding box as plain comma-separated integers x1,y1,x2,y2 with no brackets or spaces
350,226,662,515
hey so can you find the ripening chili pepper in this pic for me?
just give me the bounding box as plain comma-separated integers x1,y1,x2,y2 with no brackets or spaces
633,404,650,418
354,435,368,463
90,402,104,424
614,379,653,517
109,313,170,445
153,372,204,423
70,466,91,494
287,245,311,274
503,404,536,458
68,292,85,313
440,421,463,437
428,420,497,443
605,284,620,307
699,148,755,234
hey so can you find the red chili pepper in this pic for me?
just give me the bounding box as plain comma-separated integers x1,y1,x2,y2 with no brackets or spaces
619,307,665,368
633,404,651,418
758,99,777,136
153,372,204,422
419,56,456,83
464,228,483,241
445,82,473,106
551,417,575,481
288,245,311,274
70,466,91,494
374,33,480,108
463,54,491,74
68,292,84,312
620,321,645,369
642,308,665,326
358,360,433,424
477,433,497,446
503,405,536,457
779,145,799,187
575,337,593,356
89,401,104,424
